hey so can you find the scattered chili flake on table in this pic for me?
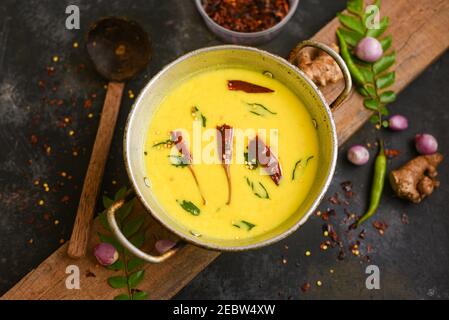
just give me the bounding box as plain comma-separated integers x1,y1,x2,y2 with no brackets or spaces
401,213,409,225
301,282,311,293
385,148,401,159
372,221,388,236
203,0,290,33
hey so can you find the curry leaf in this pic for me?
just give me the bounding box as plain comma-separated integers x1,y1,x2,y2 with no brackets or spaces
127,257,146,272
132,291,149,300
117,198,135,221
128,270,145,289
114,294,131,300
373,51,396,74
123,215,145,238
338,28,363,47
107,259,125,271
337,13,365,35
380,35,393,51
115,187,128,201
108,276,127,289
366,16,389,38
98,211,111,232
379,91,396,103
130,231,145,248
376,72,395,89
364,99,380,111
102,196,114,209
177,200,200,216
347,0,364,15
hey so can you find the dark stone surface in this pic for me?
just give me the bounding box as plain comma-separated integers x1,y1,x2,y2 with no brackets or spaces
0,0,447,299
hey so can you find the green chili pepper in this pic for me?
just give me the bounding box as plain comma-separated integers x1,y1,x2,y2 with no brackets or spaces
357,140,387,226
336,29,366,87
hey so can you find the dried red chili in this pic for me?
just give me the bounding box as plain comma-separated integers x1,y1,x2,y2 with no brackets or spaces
171,131,206,204
217,124,234,204
203,0,290,33
248,136,282,185
227,80,274,93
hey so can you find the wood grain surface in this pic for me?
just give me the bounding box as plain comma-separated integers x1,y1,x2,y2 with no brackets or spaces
2,0,448,300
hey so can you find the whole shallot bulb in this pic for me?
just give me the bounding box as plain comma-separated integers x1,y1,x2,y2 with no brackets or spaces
347,145,370,166
94,243,119,266
355,37,383,62
415,133,438,155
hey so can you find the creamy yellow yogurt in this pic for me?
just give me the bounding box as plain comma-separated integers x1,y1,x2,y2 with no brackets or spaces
144,68,319,240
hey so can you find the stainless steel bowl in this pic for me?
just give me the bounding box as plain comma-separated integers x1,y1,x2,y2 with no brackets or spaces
108,42,351,263
195,0,300,45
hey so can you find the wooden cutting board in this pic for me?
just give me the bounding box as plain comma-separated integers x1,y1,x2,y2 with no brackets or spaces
2,0,448,300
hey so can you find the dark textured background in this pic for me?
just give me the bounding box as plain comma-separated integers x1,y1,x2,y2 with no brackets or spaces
0,0,447,299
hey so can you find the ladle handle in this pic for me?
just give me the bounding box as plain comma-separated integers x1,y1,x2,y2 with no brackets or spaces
107,198,184,263
68,81,125,259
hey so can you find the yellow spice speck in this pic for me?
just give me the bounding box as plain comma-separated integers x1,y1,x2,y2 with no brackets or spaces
52,55,59,62
316,281,322,287
305,250,311,256
73,42,79,48
38,200,44,206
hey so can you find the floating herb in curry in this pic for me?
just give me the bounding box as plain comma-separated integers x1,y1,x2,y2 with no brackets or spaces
246,102,277,116
233,220,256,231
292,156,314,181
192,106,207,127
245,176,270,199
177,200,201,216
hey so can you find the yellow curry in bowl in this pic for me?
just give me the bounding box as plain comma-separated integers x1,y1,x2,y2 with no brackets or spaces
144,67,319,241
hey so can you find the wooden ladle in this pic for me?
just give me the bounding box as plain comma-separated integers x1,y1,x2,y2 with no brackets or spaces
67,17,152,259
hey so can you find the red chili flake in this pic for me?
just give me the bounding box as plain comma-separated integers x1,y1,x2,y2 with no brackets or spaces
372,221,388,236
328,193,341,205
248,136,282,185
301,282,311,293
227,80,274,93
84,99,93,109
401,213,409,225
203,0,290,33
385,149,400,159
46,66,55,76
321,208,336,222
358,229,366,239
30,134,38,144
38,80,46,89
61,195,70,203
340,180,354,198
43,213,51,221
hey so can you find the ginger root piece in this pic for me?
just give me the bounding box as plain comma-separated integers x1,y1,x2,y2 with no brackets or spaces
288,43,343,86
389,153,443,203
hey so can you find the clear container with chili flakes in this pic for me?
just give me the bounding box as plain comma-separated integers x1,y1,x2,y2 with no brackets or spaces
195,0,299,45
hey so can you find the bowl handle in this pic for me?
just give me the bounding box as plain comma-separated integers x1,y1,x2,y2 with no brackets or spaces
291,40,352,110
107,197,184,263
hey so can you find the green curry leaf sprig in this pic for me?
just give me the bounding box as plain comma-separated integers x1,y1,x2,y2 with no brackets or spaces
98,187,149,300
337,0,396,128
